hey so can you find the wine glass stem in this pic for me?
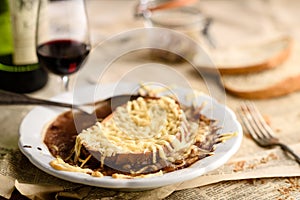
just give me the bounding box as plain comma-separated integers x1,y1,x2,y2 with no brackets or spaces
62,75,70,91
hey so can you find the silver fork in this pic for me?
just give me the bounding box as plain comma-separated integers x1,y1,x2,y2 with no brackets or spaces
238,101,300,165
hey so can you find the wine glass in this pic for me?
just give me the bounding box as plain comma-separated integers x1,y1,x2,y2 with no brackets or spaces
36,0,91,91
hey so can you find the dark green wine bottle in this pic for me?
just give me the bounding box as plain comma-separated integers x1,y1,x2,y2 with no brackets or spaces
0,0,48,93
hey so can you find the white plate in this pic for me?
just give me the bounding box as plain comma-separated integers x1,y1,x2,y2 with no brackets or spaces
19,82,242,190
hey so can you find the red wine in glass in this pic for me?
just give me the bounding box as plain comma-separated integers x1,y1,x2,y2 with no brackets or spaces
37,39,90,76
36,0,90,91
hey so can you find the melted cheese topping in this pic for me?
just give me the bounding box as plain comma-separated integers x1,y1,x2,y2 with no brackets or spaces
112,170,163,179
77,96,199,164
50,157,103,177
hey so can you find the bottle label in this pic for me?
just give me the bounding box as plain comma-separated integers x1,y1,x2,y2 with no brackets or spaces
10,0,38,65
0,63,39,72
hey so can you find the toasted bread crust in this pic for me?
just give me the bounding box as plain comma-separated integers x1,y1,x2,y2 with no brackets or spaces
199,37,292,75
219,40,292,75
224,74,300,99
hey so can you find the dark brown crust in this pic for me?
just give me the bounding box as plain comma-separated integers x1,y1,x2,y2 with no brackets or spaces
199,37,292,75
224,74,300,99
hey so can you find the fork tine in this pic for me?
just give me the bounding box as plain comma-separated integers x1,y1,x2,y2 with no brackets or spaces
238,102,262,142
244,101,275,139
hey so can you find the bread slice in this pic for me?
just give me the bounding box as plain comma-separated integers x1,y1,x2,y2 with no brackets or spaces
76,96,205,174
221,41,300,99
195,36,292,74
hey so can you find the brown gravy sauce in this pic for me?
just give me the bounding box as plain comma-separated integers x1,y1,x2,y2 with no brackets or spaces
43,95,218,176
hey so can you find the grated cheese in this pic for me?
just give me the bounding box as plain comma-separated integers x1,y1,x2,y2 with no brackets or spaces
77,96,198,165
